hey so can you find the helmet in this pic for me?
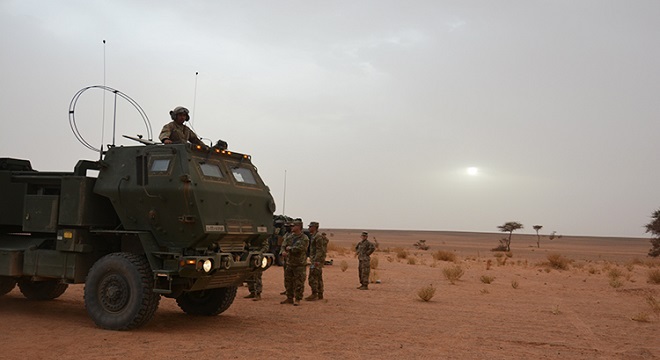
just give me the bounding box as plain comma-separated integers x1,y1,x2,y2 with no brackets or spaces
170,106,190,121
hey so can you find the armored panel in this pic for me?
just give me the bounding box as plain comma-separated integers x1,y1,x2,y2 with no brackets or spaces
59,177,117,227
0,249,23,276
23,195,59,233
22,249,96,282
0,172,28,230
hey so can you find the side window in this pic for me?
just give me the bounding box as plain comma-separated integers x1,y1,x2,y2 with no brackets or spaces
200,162,224,179
231,166,258,185
148,156,173,175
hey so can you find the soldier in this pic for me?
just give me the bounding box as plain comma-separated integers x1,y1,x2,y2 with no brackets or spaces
280,219,309,306
355,231,375,290
305,221,328,301
244,232,270,301
159,106,206,146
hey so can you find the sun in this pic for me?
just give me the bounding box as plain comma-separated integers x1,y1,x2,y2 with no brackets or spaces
466,167,479,176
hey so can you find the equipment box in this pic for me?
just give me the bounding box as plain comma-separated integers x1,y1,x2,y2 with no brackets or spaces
23,195,59,233
59,177,117,227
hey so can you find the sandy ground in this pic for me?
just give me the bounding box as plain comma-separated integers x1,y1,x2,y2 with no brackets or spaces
1,229,659,359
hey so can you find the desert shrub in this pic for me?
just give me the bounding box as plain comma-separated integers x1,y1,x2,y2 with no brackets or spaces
608,268,623,280
505,251,513,258
480,275,495,284
609,278,623,288
646,295,660,313
625,263,635,272
369,270,379,283
552,305,561,315
442,265,464,284
648,269,660,284
493,252,504,258
386,256,394,263
394,248,409,259
547,253,571,270
429,261,438,268
631,312,650,322
413,240,430,250
433,250,456,262
486,259,492,270
370,256,379,269
407,257,417,265
327,242,349,255
340,260,348,272
511,280,519,289
417,285,436,301
588,266,599,275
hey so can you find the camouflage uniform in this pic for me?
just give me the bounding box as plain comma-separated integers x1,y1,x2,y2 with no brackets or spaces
158,121,205,146
355,236,375,288
307,231,328,298
245,235,270,299
281,232,309,301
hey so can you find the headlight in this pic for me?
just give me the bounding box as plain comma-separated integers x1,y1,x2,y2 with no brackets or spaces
202,259,213,273
261,256,269,269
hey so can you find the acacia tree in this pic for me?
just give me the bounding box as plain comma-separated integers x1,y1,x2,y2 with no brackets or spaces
533,225,543,248
645,209,660,257
497,221,524,252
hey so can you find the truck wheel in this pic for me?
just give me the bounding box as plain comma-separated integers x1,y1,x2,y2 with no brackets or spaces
18,280,68,300
84,253,161,330
176,286,237,316
0,277,17,296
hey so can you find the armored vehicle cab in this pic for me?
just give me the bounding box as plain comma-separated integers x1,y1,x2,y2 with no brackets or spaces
0,142,275,330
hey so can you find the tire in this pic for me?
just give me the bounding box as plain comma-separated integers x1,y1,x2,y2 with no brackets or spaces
0,277,17,296
176,286,237,316
84,253,161,330
18,280,68,300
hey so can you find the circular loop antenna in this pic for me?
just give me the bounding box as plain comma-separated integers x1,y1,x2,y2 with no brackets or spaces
69,85,153,152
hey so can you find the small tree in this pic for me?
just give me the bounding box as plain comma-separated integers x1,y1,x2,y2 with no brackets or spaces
533,225,543,248
497,221,523,252
645,209,660,257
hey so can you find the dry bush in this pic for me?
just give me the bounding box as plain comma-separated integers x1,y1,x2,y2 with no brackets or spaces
369,270,379,283
608,268,623,280
430,261,439,268
629,258,644,266
551,305,561,315
386,256,394,263
646,295,660,314
480,275,495,284
407,257,417,265
442,265,465,284
493,252,504,259
648,269,660,284
327,242,349,255
505,251,513,258
370,256,379,269
588,266,599,275
625,263,635,272
433,250,456,262
631,312,650,322
417,285,436,302
413,240,430,251
609,278,623,288
340,260,348,272
486,259,492,270
511,280,519,289
502,257,508,266
547,253,571,270
395,248,409,259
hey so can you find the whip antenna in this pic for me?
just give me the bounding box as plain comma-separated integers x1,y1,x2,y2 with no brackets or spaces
191,71,198,127
100,39,107,159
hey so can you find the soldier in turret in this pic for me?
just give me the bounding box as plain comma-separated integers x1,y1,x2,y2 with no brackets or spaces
159,106,206,146
305,221,328,301
355,231,375,290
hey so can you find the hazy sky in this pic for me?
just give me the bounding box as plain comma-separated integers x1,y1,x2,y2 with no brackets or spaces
1,1,659,237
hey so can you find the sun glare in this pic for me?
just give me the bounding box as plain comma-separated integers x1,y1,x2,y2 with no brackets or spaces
467,167,479,176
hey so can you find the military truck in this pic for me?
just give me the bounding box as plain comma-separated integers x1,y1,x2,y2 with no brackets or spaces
0,141,276,330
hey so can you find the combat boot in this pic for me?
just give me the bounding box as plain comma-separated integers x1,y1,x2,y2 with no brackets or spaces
358,285,368,290
252,293,261,301
244,292,256,299
280,298,293,304
305,293,318,301
279,290,287,295
293,298,301,306
317,293,323,300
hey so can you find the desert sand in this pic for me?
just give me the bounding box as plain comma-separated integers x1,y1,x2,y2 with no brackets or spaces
1,229,659,359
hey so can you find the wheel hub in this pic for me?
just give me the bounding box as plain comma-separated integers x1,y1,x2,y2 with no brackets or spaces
99,274,130,312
